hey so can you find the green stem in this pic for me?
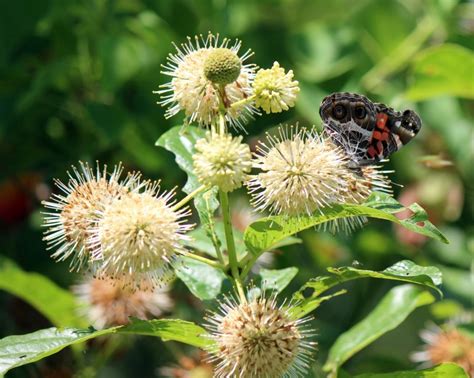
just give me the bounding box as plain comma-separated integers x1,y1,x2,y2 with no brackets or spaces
218,111,226,135
207,214,226,265
172,185,207,211
240,253,259,279
181,251,225,270
230,95,256,110
219,190,246,302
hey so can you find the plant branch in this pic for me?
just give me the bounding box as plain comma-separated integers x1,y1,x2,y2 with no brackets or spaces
180,251,225,270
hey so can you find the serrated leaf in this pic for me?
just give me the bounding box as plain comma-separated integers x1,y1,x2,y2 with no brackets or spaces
291,260,442,318
406,44,474,100
0,319,212,375
353,363,467,378
156,125,219,226
175,256,227,300
259,267,298,294
244,192,448,258
324,285,435,375
0,257,86,328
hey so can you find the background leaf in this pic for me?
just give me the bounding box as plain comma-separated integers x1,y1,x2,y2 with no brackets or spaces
0,319,212,375
353,363,468,377
0,257,85,328
324,285,435,375
174,256,228,300
259,267,298,294
406,44,474,100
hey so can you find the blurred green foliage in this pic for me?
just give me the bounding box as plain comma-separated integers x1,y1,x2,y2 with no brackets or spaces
0,0,472,376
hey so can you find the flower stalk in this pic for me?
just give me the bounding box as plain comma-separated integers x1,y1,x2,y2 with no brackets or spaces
219,189,246,302
171,184,208,211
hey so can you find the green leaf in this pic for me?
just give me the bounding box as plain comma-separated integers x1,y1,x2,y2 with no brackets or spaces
406,44,474,100
184,222,247,259
175,256,227,300
244,192,448,258
291,260,442,318
0,257,86,328
156,125,219,226
259,267,298,294
0,319,212,375
353,362,468,378
324,285,435,375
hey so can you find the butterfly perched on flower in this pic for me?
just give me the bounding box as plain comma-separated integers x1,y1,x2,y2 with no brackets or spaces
319,92,422,167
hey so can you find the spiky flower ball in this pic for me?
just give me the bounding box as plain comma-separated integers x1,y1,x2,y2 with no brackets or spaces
156,33,256,130
204,48,242,85
205,296,315,377
42,162,140,271
193,132,252,192
88,184,192,289
74,275,173,329
253,62,299,114
411,323,474,376
247,127,353,216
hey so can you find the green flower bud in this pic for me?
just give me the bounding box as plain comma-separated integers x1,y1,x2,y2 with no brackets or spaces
204,48,242,85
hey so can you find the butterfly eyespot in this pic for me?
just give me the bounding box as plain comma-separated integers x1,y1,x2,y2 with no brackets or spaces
354,106,366,119
332,104,347,120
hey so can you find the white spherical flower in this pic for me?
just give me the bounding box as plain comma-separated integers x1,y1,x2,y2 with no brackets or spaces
42,162,141,271
247,127,353,216
193,132,252,192
156,33,257,130
73,275,173,329
88,184,192,289
205,295,316,378
319,165,393,233
253,62,299,114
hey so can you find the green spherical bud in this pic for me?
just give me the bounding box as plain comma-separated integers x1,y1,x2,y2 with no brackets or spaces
203,48,242,85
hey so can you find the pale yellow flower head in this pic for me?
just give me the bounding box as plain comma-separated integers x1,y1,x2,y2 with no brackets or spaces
193,132,252,192
205,295,316,377
247,127,352,217
253,62,299,114
156,33,256,130
42,162,141,271
88,184,192,289
74,275,173,329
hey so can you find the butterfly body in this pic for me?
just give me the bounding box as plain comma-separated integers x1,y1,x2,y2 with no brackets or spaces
319,92,422,166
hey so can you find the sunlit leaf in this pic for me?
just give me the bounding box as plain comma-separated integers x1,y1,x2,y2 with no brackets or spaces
175,256,227,300
406,44,474,100
244,192,448,258
324,285,435,375
0,257,85,328
0,319,212,375
290,260,442,318
259,267,298,294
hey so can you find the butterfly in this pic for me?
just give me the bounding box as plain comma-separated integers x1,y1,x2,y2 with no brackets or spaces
319,92,422,167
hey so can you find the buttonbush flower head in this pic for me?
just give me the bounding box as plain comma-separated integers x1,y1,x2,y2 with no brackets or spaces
253,62,299,114
411,322,474,376
247,127,353,216
74,275,173,329
204,295,316,377
156,33,256,130
88,183,193,289
42,162,140,271
319,166,393,233
193,132,252,192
